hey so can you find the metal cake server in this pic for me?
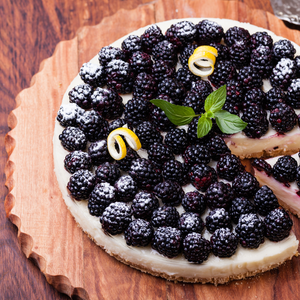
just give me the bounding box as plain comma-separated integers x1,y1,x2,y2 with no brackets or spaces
270,0,300,25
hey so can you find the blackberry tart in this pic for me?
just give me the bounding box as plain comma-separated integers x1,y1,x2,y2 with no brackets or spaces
54,18,298,285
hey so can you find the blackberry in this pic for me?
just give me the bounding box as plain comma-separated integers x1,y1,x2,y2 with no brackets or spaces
286,78,300,109
131,191,159,220
205,208,232,234
216,153,244,181
88,182,116,216
129,158,162,190
135,121,163,150
264,208,293,242
223,101,240,116
128,51,153,74
243,88,266,109
140,24,165,54
68,84,93,109
64,150,92,174
269,58,296,90
209,135,231,160
147,142,174,169
182,232,211,264
208,60,237,88
56,103,84,127
153,180,184,206
272,155,298,183
183,144,211,166
100,202,132,235
152,40,178,66
115,147,140,171
114,175,138,202
229,197,256,224
182,191,206,215
77,110,108,142
249,31,273,50
189,163,217,192
164,128,188,155
59,126,87,151
179,43,198,68
132,72,158,101
157,77,186,105
224,79,244,113
162,159,186,185
79,62,106,87
151,60,176,82
236,66,263,90
187,117,213,145
224,26,250,47
241,104,269,139
106,59,135,94
179,212,204,236
175,67,199,90
121,34,142,54
232,171,259,197
251,158,272,176
165,20,197,50
88,140,113,165
250,45,273,78
182,90,205,114
235,213,264,248
264,87,286,110
273,39,296,62
95,162,120,185
124,98,151,127
228,39,251,69
210,42,229,61
125,219,154,247
211,228,238,258
253,185,279,216
98,46,126,66
151,205,180,228
205,182,234,210
295,55,300,76
269,102,297,133
67,169,96,200
152,226,182,258
107,118,127,135
196,19,224,44
297,165,300,189
151,105,176,132
91,87,124,120
190,80,213,99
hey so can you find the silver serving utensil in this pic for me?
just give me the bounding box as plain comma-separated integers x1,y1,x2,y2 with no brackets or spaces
270,0,300,25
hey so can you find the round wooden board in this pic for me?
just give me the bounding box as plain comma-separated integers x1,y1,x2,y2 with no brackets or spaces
5,0,300,299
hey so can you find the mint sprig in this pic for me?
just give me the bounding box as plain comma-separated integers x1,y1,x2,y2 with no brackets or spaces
150,85,247,138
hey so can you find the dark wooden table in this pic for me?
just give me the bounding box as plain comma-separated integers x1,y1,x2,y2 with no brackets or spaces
1,1,299,299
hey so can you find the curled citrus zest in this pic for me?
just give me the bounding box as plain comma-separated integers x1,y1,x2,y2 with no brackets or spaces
188,46,218,77
107,127,141,160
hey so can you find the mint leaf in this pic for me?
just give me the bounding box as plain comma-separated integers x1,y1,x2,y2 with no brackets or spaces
150,99,196,126
214,110,247,134
204,85,227,113
197,115,212,138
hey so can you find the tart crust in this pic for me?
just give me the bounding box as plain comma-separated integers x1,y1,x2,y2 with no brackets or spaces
53,18,299,284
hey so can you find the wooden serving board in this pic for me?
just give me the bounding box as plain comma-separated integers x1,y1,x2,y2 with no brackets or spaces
4,0,300,299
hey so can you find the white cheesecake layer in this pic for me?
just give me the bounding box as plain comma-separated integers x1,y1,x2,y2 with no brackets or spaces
53,18,299,283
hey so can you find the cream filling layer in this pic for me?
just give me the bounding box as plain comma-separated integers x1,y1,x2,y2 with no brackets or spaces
53,18,299,281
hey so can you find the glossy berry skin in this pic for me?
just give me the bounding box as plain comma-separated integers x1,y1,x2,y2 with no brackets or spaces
196,19,224,45
100,202,132,235
124,98,151,127
152,226,182,258
253,185,279,216
135,121,163,150
179,212,204,236
205,208,232,234
229,197,256,224
164,128,188,155
68,84,93,109
232,171,260,198
151,205,180,228
64,150,92,174
125,219,154,247
205,182,234,210
183,232,211,264
59,126,87,152
264,208,293,242
235,213,264,249
211,228,238,258
182,191,206,215
88,140,113,166
272,155,298,183
114,175,138,203
216,153,244,181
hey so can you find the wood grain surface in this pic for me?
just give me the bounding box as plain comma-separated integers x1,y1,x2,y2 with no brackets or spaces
2,0,300,299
